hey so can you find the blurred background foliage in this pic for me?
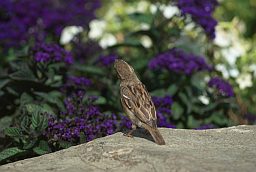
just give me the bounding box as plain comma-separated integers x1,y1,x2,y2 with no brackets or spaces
0,0,255,164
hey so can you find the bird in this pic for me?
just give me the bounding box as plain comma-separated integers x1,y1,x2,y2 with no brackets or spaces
114,59,166,145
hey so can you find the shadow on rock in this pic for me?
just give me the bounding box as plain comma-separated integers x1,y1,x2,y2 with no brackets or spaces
121,128,155,143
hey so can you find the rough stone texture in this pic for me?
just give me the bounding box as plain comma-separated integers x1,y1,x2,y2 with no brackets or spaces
0,125,256,172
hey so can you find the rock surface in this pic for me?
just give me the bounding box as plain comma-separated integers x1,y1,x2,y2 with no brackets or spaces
0,125,256,172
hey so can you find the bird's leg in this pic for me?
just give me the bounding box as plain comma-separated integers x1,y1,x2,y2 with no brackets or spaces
123,124,136,138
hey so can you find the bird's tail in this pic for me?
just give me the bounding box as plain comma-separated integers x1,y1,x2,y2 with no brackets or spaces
143,124,166,145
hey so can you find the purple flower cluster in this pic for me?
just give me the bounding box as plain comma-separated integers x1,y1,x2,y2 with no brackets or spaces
149,48,212,75
46,90,117,142
98,54,118,67
32,42,73,64
42,0,101,36
152,95,176,128
177,0,218,39
46,88,133,143
63,91,87,116
208,77,234,97
0,0,101,48
46,113,118,142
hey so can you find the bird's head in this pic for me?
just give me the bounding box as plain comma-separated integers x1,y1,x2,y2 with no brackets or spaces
114,59,136,80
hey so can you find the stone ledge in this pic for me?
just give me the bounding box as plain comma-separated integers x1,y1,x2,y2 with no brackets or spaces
0,125,255,172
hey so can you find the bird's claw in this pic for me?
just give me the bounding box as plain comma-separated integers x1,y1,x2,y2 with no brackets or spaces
123,133,134,138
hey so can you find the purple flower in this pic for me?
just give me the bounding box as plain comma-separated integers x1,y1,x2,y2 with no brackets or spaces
195,124,216,130
63,91,88,116
177,0,218,39
98,54,118,67
32,42,73,64
67,76,92,87
86,106,101,117
46,88,133,143
45,112,119,142
149,48,212,75
71,40,102,62
208,77,234,97
42,0,101,36
244,113,256,124
119,115,132,130
62,76,92,96
152,96,176,128
0,0,101,49
0,18,27,48
153,96,173,107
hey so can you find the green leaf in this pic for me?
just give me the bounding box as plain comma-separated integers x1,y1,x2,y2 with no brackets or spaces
150,89,166,97
168,26,181,38
187,115,200,128
40,115,48,131
25,103,54,116
31,110,48,131
6,86,19,96
48,62,65,71
175,122,184,129
128,12,153,25
31,111,41,130
10,60,26,71
34,91,64,111
9,65,36,81
201,102,218,113
123,37,143,47
59,140,73,149
178,92,192,114
129,30,157,42
171,102,184,120
0,116,12,132
0,90,4,96
0,79,10,89
20,92,33,106
45,75,63,87
26,104,48,131
109,42,144,49
74,65,105,75
23,139,37,150
191,105,204,115
79,132,86,143
0,147,26,162
167,85,178,95
94,96,107,105
21,116,30,133
41,104,55,116
209,111,230,126
133,58,148,71
4,127,22,138
33,140,50,155
191,73,206,90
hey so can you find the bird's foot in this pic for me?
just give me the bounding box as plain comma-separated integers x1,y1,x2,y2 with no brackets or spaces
123,133,134,138
123,128,136,138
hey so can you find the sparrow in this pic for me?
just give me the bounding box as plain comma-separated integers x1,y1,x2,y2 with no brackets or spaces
114,59,166,145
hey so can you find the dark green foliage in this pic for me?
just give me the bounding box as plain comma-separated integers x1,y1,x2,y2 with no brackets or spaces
0,147,26,163
0,103,51,163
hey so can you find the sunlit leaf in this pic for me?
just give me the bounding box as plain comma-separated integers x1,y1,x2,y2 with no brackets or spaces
4,127,22,138
0,147,26,162
33,140,50,155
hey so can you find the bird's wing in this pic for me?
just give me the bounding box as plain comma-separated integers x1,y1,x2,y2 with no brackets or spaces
120,83,157,128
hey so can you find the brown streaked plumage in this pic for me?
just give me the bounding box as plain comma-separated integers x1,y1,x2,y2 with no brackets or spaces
114,59,165,145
